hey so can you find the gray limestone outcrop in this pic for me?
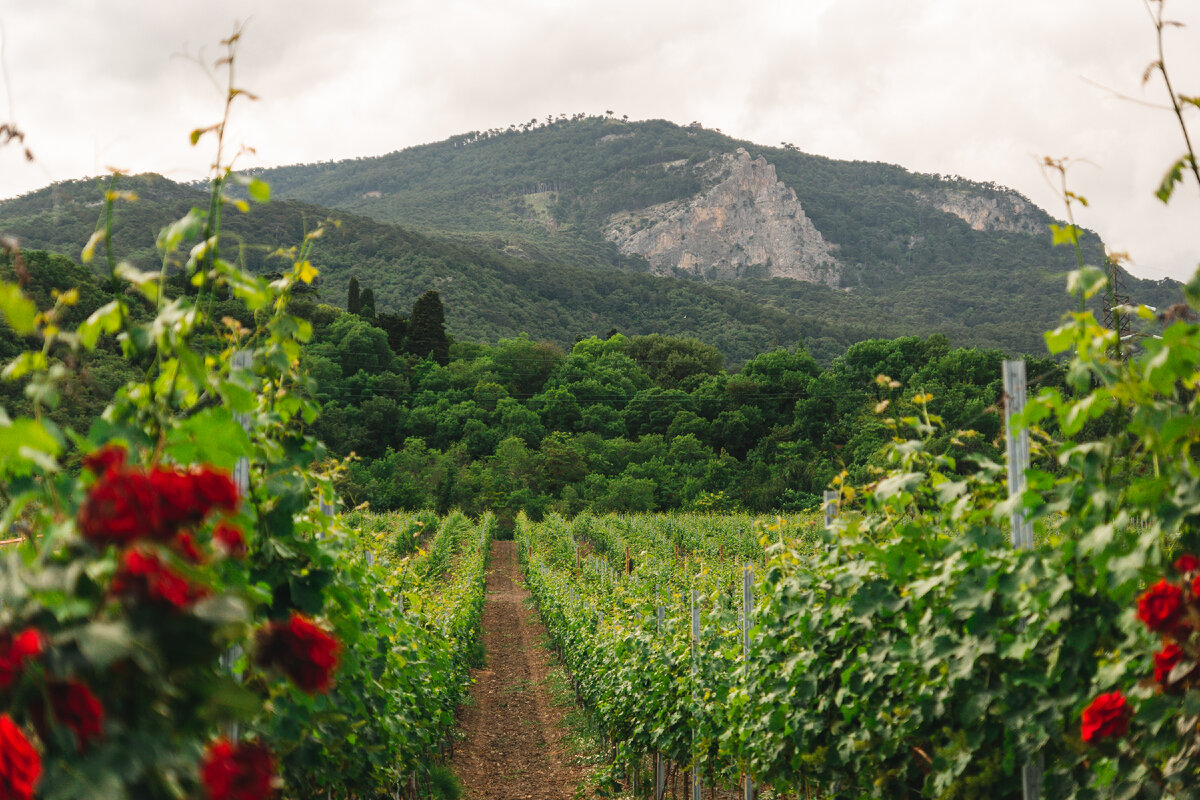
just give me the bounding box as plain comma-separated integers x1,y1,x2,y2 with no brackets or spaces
603,149,841,285
913,186,1045,235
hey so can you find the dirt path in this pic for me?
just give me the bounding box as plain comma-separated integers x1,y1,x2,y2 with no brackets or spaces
450,540,586,800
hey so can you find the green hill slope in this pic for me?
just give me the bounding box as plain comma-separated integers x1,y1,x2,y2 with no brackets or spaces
251,116,1181,345
0,117,1181,361
0,176,883,363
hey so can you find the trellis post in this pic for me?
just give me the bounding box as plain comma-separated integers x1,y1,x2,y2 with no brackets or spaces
1003,360,1033,549
691,589,701,800
741,564,755,800
224,348,254,742
655,605,666,800
1003,359,1041,799
823,489,839,528
231,349,253,498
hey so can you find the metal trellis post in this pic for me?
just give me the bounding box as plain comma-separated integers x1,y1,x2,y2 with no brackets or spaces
823,489,839,528
1003,359,1041,799
742,564,755,800
691,589,701,800
655,604,666,800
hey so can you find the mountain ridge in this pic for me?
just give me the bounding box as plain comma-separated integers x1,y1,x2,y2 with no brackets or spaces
0,116,1182,362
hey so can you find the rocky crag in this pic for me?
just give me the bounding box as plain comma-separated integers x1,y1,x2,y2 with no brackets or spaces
913,185,1046,235
604,149,841,286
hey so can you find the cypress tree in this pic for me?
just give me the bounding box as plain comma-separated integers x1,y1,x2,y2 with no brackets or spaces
407,290,450,365
347,276,361,314
374,312,409,354
359,287,376,318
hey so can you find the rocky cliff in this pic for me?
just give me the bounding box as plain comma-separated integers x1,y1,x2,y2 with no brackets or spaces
603,149,841,285
913,186,1046,235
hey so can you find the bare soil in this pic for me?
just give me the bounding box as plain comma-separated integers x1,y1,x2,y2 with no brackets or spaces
450,540,587,800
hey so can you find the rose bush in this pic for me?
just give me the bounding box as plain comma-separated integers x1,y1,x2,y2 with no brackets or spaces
0,31,487,800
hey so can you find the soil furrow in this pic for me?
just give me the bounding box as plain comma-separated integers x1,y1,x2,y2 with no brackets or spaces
450,540,584,800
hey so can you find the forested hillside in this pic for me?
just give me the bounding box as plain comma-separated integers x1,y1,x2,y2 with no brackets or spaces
0,176,896,364
0,133,1182,363
253,115,1181,325
0,246,1070,520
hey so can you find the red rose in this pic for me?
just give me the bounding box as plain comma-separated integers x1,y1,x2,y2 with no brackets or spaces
1081,691,1131,743
78,468,163,545
0,714,40,800
172,531,206,564
254,613,341,695
1154,643,1186,685
152,466,238,527
189,467,239,515
48,681,104,749
201,739,277,800
1137,579,1185,633
0,629,43,690
150,468,200,527
213,522,246,559
82,444,126,476
10,631,42,662
80,463,240,547
1175,554,1200,574
1193,573,1200,600
112,549,205,610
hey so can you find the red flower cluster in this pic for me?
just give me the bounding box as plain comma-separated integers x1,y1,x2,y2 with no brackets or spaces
213,522,246,559
0,629,43,690
112,549,207,610
1154,643,1184,684
1085,556,1200,745
1175,554,1200,574
78,449,238,546
0,714,40,800
1137,560,1199,691
151,466,239,532
81,444,126,475
77,467,159,545
173,531,206,564
1081,691,1131,743
1137,561,1195,690
254,613,341,695
48,681,104,750
1137,579,1185,633
201,739,277,800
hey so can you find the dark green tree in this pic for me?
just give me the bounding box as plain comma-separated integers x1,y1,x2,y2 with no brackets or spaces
408,290,450,365
359,287,376,318
347,276,361,314
374,312,409,354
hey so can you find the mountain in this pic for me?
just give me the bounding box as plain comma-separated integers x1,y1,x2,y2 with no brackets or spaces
251,115,1181,342
0,116,1182,362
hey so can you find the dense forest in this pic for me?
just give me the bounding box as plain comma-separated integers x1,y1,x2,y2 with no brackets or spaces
0,116,1180,521
303,284,1067,522
0,248,1070,522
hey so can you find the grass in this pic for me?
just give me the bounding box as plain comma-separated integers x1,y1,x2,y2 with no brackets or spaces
527,607,621,799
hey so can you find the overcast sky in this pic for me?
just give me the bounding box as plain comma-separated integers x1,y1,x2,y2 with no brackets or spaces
2,0,1199,281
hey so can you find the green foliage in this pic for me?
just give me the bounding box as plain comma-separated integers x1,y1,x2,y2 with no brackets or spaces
517,264,1200,798
0,44,488,799
272,512,490,795
408,289,449,365
303,318,1022,516
5,119,1181,366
